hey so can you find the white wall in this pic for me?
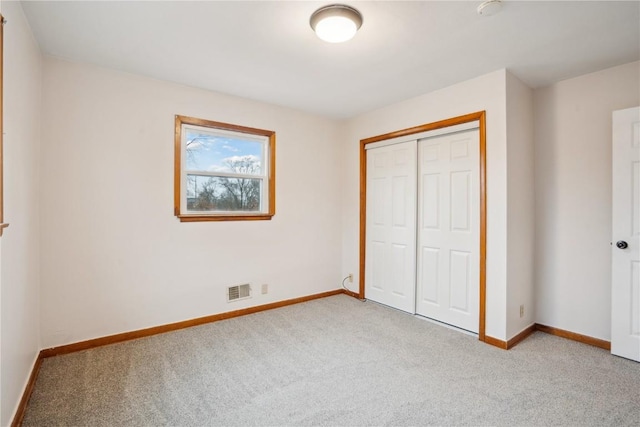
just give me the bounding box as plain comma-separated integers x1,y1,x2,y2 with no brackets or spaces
39,58,344,348
506,72,535,339
0,1,42,425
342,69,510,340
534,61,640,340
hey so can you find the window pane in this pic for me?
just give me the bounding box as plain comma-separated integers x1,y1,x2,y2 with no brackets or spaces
184,129,264,175
186,175,262,212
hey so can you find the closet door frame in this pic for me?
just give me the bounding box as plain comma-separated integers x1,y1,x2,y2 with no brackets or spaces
359,111,487,342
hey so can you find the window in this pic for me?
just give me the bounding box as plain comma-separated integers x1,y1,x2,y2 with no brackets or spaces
174,115,275,222
0,15,7,236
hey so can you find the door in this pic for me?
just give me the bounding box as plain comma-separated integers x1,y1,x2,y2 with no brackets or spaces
416,129,480,333
611,106,640,362
365,141,417,313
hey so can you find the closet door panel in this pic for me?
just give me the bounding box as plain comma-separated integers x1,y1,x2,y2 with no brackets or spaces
365,141,417,313
416,129,479,333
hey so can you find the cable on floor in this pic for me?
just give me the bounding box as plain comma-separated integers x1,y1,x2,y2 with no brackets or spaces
341,275,351,292
341,275,366,302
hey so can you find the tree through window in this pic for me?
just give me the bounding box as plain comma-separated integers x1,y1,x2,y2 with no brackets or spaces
174,115,275,222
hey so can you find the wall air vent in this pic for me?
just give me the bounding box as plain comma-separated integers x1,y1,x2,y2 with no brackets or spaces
228,284,251,302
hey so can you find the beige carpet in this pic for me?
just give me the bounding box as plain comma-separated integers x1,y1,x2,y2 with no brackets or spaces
23,294,640,426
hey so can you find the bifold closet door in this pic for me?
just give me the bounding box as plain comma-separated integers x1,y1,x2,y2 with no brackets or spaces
416,129,480,333
365,141,417,313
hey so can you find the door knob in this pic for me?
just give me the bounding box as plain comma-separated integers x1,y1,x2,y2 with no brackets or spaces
616,240,628,249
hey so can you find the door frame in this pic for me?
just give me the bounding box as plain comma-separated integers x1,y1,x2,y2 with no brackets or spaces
359,111,487,342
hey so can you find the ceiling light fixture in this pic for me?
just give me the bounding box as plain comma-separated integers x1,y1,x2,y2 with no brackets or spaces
310,4,363,43
477,0,502,16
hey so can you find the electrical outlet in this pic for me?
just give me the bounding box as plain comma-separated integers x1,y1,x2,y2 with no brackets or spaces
261,284,268,294
348,273,354,283
520,304,524,318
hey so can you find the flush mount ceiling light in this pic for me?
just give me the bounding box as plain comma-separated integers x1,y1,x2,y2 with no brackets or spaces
477,0,503,16
310,4,363,43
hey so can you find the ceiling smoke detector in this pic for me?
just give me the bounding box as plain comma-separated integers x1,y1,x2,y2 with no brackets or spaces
477,0,503,16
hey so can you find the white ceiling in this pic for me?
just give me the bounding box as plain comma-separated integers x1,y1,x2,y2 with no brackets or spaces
19,1,640,119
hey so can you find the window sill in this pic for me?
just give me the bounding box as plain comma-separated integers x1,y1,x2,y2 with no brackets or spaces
177,214,273,223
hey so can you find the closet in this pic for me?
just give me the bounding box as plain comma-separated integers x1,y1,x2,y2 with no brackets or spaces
364,122,480,333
